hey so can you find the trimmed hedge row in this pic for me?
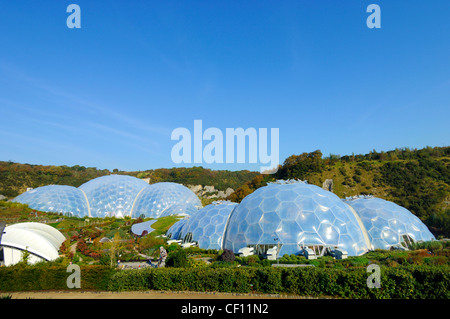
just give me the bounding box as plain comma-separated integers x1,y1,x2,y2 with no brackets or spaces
107,265,450,299
1,264,448,298
0,265,114,291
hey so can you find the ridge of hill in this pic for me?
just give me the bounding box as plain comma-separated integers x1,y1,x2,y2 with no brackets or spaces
0,162,258,199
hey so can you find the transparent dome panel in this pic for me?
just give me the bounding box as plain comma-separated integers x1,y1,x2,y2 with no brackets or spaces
13,185,89,217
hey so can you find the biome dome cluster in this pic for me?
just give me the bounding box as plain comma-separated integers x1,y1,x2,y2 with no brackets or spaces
13,176,436,258
13,175,202,219
168,180,435,257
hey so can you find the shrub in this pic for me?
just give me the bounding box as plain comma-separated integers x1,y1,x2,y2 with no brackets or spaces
247,255,260,266
210,261,236,268
166,243,180,253
166,249,188,268
218,249,235,262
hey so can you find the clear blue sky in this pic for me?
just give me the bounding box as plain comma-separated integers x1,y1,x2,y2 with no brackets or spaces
0,1,449,172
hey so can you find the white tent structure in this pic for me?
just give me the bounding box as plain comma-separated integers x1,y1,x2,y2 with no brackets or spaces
0,222,66,266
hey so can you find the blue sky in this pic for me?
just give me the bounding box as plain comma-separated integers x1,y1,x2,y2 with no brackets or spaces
0,1,449,172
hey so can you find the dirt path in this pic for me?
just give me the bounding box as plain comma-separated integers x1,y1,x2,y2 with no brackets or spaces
4,290,312,299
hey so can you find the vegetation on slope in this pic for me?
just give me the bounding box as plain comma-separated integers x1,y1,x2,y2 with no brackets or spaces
0,162,258,198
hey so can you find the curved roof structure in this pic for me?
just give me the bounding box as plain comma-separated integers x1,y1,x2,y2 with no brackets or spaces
13,176,202,219
344,196,435,250
79,175,150,218
223,180,371,256
166,218,188,239
131,182,202,219
131,220,157,236
13,185,90,217
179,201,237,250
0,222,65,263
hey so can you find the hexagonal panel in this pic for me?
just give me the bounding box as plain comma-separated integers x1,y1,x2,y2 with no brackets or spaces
246,206,264,225
276,190,298,202
317,222,340,244
277,201,299,221
260,211,281,234
277,220,302,243
295,211,321,232
245,223,263,243
261,196,280,213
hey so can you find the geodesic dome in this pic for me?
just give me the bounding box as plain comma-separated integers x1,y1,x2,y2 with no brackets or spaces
13,185,90,217
223,180,371,256
344,196,435,250
13,175,202,219
166,218,188,239
79,175,150,218
179,201,238,250
131,182,202,219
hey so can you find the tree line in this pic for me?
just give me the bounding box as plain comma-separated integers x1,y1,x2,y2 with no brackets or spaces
0,162,258,198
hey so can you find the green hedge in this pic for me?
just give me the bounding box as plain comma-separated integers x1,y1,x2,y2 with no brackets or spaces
0,265,114,291
107,265,449,299
1,264,448,299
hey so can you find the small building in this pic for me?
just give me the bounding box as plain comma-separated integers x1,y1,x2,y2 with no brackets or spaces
0,222,65,266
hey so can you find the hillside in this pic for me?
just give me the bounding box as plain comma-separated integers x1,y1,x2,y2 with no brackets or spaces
0,163,258,199
228,146,450,237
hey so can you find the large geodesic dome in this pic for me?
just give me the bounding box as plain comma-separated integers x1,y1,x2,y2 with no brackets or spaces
79,175,150,218
344,196,435,250
179,201,238,250
223,180,371,257
12,175,201,219
13,185,90,217
131,182,202,219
